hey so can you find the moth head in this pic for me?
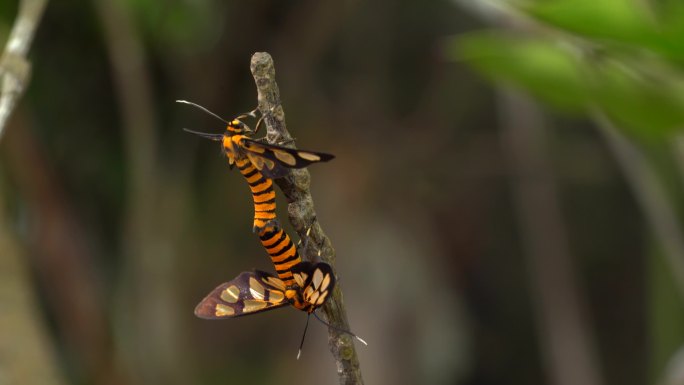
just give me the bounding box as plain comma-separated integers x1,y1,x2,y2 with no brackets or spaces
227,118,252,135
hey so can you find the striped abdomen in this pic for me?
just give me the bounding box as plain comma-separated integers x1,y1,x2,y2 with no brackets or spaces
258,226,302,286
235,157,277,231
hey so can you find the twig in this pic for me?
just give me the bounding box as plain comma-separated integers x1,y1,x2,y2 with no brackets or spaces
0,0,47,140
250,52,365,385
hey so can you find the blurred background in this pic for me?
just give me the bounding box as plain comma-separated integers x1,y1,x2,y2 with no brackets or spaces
2,0,684,384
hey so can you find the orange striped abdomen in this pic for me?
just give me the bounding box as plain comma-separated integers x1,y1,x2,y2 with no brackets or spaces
258,226,302,287
235,158,277,231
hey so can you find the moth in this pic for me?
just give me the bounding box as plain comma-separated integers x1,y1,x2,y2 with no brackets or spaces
194,261,366,358
178,100,334,179
194,261,335,319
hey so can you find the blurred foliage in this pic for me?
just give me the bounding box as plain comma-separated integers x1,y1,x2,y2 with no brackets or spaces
453,0,684,382
3,0,684,385
124,0,224,48
454,0,684,139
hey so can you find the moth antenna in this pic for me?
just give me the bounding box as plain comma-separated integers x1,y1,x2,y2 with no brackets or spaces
182,128,223,141
313,311,367,346
176,100,229,124
297,313,311,360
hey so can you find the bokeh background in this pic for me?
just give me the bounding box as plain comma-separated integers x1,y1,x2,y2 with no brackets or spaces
2,1,684,385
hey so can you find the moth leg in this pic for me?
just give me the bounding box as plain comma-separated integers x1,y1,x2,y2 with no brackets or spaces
296,220,322,260
252,106,279,135
249,136,297,146
276,138,296,146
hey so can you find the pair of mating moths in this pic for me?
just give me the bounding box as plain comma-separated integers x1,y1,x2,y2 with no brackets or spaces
181,101,364,356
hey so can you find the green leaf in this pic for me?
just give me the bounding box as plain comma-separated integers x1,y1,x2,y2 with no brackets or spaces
521,0,684,61
589,60,684,137
522,0,651,41
453,32,589,110
452,31,684,138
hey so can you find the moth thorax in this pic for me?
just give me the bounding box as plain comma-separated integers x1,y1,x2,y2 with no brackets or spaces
285,289,298,302
222,136,237,157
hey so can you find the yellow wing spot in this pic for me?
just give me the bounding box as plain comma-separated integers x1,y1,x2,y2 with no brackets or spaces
312,269,324,289
309,290,320,305
303,286,314,301
320,273,332,291
248,154,265,169
268,290,285,303
273,150,297,166
316,291,328,305
215,304,235,316
263,277,286,291
243,299,268,312
293,273,306,288
246,143,266,154
221,285,240,303
263,158,275,170
297,152,321,162
249,277,266,300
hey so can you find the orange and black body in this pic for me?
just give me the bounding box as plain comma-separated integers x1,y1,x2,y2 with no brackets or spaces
234,157,278,231
258,225,302,287
185,116,334,233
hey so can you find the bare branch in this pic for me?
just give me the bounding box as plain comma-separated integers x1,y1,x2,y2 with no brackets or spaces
0,0,48,140
250,52,365,385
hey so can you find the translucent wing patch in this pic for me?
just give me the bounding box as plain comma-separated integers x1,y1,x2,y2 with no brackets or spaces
194,270,289,319
241,138,335,179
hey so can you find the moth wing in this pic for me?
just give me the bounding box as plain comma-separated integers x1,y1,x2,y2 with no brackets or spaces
291,262,336,309
242,138,334,173
245,151,291,179
194,270,289,319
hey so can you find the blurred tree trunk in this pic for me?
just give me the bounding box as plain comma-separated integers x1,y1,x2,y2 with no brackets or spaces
498,89,604,385
2,112,126,385
0,198,65,385
94,1,193,384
